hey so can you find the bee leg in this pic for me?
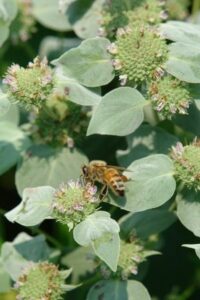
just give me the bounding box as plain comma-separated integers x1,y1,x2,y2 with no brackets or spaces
99,185,108,200
79,174,86,185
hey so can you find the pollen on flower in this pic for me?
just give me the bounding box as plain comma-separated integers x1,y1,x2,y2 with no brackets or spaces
171,140,200,191
52,180,100,229
3,57,54,110
15,262,67,300
149,76,191,118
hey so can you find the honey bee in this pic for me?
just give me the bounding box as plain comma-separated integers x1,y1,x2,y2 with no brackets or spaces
81,160,128,199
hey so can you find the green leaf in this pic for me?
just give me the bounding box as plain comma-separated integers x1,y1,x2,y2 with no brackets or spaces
117,124,178,167
0,103,19,125
0,258,11,293
182,244,200,260
87,87,146,136
0,0,18,23
39,36,81,59
53,37,114,87
110,154,176,212
119,208,177,239
5,186,55,226
87,280,151,300
177,189,200,237
56,70,101,106
0,90,10,117
14,235,54,262
71,0,104,39
0,0,18,47
0,23,9,47
160,21,200,44
32,0,72,31
0,121,31,176
73,211,120,271
1,237,30,281
15,145,88,196
1,233,57,280
165,42,200,83
61,246,96,283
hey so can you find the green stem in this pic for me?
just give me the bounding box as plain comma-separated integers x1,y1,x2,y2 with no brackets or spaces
169,200,177,212
0,208,6,215
31,227,64,250
192,0,200,16
82,273,102,287
21,43,37,59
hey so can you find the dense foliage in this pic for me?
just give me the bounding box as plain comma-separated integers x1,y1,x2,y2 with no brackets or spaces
0,0,200,299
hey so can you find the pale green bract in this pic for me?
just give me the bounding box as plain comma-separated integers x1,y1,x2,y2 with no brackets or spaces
73,211,120,272
52,37,114,87
110,154,176,212
0,121,31,176
0,0,18,46
15,146,88,196
32,0,72,31
5,186,55,226
87,87,146,136
177,189,200,237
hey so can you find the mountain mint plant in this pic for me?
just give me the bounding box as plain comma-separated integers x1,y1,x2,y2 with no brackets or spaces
1,0,200,299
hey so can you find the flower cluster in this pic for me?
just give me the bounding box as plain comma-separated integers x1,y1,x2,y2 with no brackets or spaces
107,25,168,85
126,0,168,27
52,180,100,229
28,88,89,148
3,57,54,110
15,262,67,300
149,76,191,118
171,140,200,191
11,0,36,43
99,0,141,38
100,0,167,39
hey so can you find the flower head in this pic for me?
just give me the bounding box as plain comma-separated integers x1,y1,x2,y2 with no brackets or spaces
171,140,200,191
149,76,191,118
52,180,99,229
3,57,54,110
108,25,168,85
15,262,69,300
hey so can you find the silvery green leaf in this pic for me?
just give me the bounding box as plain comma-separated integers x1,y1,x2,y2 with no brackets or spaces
53,37,114,87
87,280,151,300
5,186,55,226
73,211,120,271
87,87,146,136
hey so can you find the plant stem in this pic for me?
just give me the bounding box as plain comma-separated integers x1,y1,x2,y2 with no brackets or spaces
31,227,64,250
192,0,200,16
0,208,6,215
